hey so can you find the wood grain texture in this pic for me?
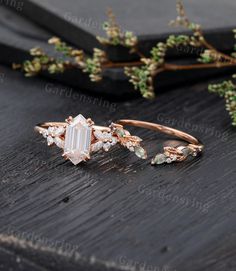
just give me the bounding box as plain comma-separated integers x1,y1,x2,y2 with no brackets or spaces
0,235,125,271
0,65,235,270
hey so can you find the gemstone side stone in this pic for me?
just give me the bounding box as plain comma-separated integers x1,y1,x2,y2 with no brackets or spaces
54,137,64,148
91,141,103,153
116,128,125,137
134,146,147,159
64,114,92,165
151,154,167,165
47,136,54,146
181,147,191,157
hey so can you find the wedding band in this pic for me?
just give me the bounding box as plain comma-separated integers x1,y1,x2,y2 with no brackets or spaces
117,119,204,165
35,114,203,166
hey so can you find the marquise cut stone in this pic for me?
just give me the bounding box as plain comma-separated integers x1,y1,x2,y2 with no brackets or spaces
151,153,167,165
134,146,147,159
64,114,92,165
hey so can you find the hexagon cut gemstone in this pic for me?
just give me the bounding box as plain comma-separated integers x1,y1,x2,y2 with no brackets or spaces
64,114,92,165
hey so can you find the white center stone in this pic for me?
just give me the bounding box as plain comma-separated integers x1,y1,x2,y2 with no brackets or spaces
64,114,92,165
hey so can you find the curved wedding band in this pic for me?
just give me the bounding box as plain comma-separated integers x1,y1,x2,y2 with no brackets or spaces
117,119,203,165
35,114,203,166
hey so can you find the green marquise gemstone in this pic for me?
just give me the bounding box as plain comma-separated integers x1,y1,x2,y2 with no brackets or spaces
181,147,191,157
134,146,147,159
151,154,167,165
116,128,125,137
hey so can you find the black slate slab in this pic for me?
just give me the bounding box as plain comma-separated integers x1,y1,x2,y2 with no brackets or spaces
0,65,236,271
0,6,235,99
7,0,236,59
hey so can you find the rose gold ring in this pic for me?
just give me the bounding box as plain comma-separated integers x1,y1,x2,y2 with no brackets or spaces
35,114,203,166
117,119,203,165
35,114,147,165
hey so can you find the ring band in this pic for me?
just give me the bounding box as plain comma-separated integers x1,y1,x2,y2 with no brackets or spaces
117,119,203,165
35,114,203,166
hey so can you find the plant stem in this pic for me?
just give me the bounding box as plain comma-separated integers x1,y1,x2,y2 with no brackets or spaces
200,37,236,64
102,60,142,68
164,62,236,71
102,60,236,73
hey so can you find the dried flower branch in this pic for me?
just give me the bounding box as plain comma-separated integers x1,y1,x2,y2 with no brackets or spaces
207,28,236,126
125,0,236,98
13,1,236,126
209,75,236,126
14,37,107,81
97,8,138,48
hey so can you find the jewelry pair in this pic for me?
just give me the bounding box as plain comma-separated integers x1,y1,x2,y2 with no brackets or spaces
35,114,203,166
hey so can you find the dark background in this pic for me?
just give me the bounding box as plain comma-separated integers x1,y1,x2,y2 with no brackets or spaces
0,1,236,270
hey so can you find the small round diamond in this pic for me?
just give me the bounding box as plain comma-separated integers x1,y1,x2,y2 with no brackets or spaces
54,137,64,148
171,155,177,161
94,130,104,140
47,136,54,146
42,130,48,138
48,127,55,135
91,141,103,152
111,137,117,146
166,158,172,164
103,142,112,152
54,127,65,136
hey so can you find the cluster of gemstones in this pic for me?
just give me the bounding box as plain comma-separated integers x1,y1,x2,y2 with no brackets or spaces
39,121,148,161
39,122,203,166
90,123,147,159
110,124,147,159
91,130,118,153
151,145,203,165
40,126,65,149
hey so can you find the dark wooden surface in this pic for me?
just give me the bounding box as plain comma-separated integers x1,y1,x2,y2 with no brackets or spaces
0,64,236,270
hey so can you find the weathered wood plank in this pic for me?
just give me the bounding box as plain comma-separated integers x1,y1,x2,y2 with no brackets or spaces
0,65,235,270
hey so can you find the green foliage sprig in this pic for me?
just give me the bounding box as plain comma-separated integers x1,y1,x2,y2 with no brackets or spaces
209,76,236,126
13,1,236,126
14,37,107,81
97,8,138,48
207,27,236,126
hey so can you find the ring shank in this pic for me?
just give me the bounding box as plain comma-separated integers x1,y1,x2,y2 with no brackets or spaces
35,120,202,146
117,119,200,146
